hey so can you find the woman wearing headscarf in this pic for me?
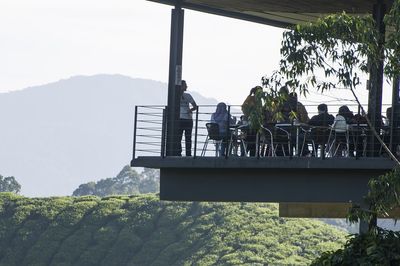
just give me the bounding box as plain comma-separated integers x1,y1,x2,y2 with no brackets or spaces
211,102,234,156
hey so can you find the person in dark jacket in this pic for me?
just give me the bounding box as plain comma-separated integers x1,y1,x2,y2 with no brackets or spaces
308,104,335,156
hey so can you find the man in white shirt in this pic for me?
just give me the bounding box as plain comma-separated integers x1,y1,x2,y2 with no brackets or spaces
178,80,197,156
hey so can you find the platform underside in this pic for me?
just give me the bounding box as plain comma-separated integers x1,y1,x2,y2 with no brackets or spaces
132,157,395,203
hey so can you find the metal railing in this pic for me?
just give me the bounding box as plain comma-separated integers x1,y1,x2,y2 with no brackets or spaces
132,103,397,160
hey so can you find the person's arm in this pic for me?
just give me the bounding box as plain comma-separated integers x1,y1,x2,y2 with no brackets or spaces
188,94,197,112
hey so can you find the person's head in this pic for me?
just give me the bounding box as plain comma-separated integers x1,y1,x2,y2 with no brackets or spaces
338,105,352,117
249,86,262,96
317,103,328,114
216,102,227,113
279,86,289,96
181,80,187,91
387,107,392,121
289,92,298,101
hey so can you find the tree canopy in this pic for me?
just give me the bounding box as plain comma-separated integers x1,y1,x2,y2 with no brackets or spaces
72,166,159,197
0,175,20,194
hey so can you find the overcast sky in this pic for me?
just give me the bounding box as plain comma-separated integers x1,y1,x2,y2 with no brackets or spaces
0,0,394,107
1,0,285,105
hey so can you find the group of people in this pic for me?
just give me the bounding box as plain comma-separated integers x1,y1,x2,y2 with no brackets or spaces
175,81,396,158
225,86,373,157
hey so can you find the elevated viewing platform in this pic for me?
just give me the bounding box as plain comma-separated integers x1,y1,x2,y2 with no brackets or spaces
131,104,398,204
137,0,400,222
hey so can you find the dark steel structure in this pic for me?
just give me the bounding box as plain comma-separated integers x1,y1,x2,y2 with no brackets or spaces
133,0,398,225
134,156,395,203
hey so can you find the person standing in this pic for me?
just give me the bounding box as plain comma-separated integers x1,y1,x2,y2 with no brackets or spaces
178,80,197,156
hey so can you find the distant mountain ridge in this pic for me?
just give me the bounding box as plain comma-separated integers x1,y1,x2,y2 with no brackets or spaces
0,74,218,196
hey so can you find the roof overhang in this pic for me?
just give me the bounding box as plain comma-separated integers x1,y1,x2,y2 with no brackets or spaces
147,0,393,28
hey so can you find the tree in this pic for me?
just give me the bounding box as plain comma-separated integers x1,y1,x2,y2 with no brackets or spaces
72,166,159,196
0,175,21,193
257,0,400,263
72,181,96,196
139,168,160,194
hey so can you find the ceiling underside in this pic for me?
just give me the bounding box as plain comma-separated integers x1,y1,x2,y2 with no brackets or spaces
147,0,393,28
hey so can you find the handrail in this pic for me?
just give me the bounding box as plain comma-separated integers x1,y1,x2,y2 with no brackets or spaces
131,104,397,160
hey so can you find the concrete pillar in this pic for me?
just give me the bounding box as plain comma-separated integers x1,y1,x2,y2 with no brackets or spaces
367,0,386,156
166,1,185,156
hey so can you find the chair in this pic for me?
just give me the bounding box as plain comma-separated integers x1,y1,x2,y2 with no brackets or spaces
350,123,368,157
228,125,248,156
273,124,291,156
327,115,350,157
260,124,275,157
201,122,223,156
309,126,331,157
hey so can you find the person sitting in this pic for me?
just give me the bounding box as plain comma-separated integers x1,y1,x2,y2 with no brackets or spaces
338,105,354,123
289,92,310,156
309,104,335,126
289,92,309,123
277,86,293,123
336,105,356,156
383,107,400,157
211,102,235,156
308,104,335,157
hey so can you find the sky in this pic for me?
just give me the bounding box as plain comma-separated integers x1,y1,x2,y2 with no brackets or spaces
0,0,395,108
0,0,285,105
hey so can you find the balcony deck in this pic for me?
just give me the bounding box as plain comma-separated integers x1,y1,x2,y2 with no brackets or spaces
132,156,395,203
132,156,395,169
131,104,397,205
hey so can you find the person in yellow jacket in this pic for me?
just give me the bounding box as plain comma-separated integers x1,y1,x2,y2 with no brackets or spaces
241,86,262,156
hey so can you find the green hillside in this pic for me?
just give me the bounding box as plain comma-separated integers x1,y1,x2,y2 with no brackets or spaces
0,193,346,266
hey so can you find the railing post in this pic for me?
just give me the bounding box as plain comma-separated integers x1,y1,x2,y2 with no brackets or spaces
132,106,138,160
161,107,167,158
256,132,260,158
193,106,199,158
225,105,231,159
289,120,293,158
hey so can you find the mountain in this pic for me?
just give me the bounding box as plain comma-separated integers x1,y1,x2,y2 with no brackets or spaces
0,193,346,265
0,75,218,196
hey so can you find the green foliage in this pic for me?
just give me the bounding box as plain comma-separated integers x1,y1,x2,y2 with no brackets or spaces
262,12,379,96
266,1,400,263
0,193,346,265
262,0,400,96
312,228,400,265
346,169,400,231
0,175,21,194
72,166,159,197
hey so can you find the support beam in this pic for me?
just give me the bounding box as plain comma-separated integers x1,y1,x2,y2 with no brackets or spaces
390,77,400,151
279,202,400,218
159,167,387,202
367,0,386,156
166,1,185,156
279,203,352,218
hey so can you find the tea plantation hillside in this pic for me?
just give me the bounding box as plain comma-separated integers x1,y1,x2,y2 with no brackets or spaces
0,193,346,265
